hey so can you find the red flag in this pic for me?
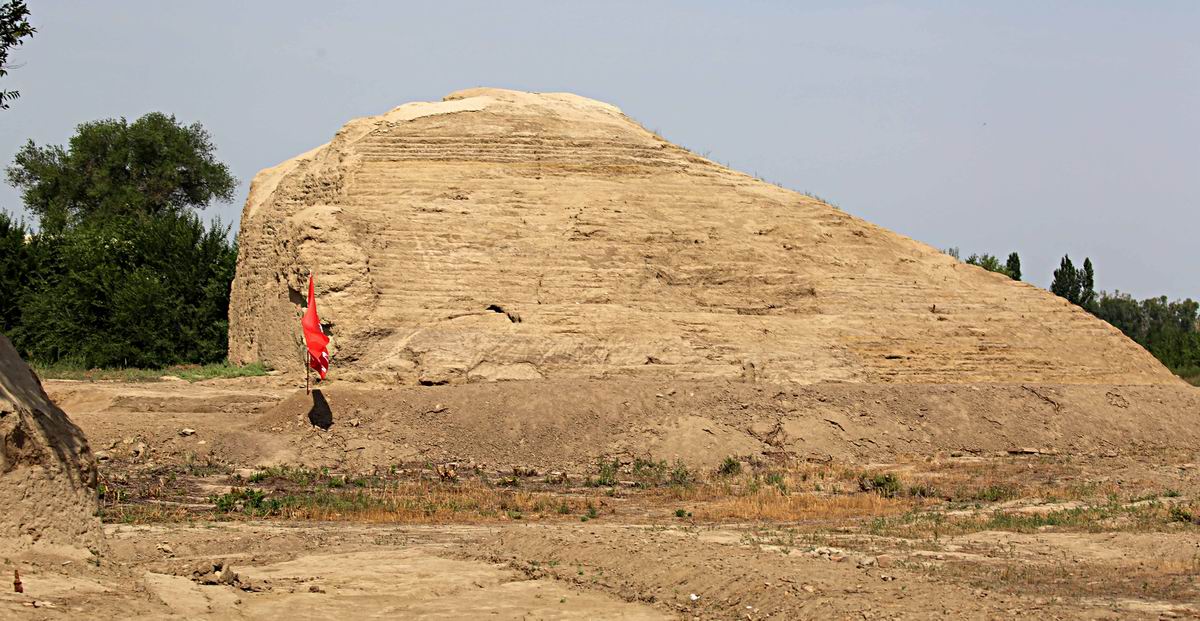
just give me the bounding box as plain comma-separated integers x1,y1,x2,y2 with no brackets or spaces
301,275,330,380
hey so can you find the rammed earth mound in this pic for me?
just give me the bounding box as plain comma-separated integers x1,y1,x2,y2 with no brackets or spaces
228,88,1178,386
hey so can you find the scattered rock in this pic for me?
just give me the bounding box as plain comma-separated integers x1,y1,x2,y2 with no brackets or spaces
875,554,896,569
219,566,239,585
179,428,196,437
308,585,325,594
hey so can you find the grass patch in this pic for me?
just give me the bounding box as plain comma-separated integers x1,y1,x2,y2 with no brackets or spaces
868,499,1199,539
35,361,269,382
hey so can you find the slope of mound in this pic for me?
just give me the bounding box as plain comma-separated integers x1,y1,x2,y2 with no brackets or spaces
229,88,1176,386
251,380,1200,472
0,335,102,556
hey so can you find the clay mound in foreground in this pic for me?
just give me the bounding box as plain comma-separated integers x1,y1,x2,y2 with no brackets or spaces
229,88,1177,386
0,334,102,555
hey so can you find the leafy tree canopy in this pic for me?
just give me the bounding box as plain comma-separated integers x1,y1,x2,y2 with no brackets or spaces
1005,252,1021,281
0,0,34,110
1051,255,1082,305
3,112,239,368
6,112,236,232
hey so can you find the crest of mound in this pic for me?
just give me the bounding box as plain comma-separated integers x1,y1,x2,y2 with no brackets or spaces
0,335,103,557
229,88,1177,386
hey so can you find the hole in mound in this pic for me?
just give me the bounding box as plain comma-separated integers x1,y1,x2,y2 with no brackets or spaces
485,304,521,323
308,389,332,430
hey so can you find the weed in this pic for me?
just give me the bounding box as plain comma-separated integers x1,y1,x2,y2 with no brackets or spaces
1169,505,1197,524
974,484,1018,502
632,458,668,487
211,488,281,517
907,484,938,499
718,456,742,476
669,460,696,487
590,458,621,487
860,473,902,498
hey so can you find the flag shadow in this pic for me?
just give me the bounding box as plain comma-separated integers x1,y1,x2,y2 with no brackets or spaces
308,389,333,430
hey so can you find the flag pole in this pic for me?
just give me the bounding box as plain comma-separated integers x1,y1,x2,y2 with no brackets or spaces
306,355,311,395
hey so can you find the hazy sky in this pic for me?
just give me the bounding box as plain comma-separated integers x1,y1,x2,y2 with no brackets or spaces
1,1,1196,298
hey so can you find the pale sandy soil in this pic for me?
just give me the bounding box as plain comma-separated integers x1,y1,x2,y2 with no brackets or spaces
2,377,1197,619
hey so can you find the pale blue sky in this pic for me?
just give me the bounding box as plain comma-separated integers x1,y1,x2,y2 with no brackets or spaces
2,1,1196,298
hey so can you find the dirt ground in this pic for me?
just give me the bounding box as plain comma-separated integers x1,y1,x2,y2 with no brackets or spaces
3,376,1199,619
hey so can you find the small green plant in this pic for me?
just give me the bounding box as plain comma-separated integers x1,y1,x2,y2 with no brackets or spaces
669,459,695,487
1164,489,1182,498
907,484,938,499
210,488,281,517
590,458,620,487
674,508,692,518
1169,505,1196,524
583,502,599,521
718,456,742,476
765,472,788,494
557,501,571,515
974,484,1018,502
860,473,902,498
632,458,668,487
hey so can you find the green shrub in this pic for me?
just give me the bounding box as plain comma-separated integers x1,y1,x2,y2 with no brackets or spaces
718,456,742,476
860,473,902,498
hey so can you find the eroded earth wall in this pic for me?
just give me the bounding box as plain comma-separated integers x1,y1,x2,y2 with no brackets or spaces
0,334,102,556
229,88,1177,386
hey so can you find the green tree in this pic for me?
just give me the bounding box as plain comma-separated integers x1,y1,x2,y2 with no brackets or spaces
6,112,236,233
1080,258,1096,309
0,211,32,332
965,252,1014,278
13,213,236,367
1005,252,1021,281
3,112,239,367
0,0,34,110
1050,255,1081,304
1093,291,1200,382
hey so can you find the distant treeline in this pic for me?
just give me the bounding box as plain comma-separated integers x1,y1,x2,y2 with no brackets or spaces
950,249,1199,384
0,112,237,368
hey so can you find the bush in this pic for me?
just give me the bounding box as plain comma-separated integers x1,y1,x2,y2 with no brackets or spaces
860,473,902,498
7,212,236,367
589,458,621,487
669,460,696,487
718,456,742,477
